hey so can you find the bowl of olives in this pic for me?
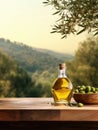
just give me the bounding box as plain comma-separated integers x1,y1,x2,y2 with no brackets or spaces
73,85,98,104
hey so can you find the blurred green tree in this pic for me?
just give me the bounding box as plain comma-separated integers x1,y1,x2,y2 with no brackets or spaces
0,51,33,97
67,37,98,87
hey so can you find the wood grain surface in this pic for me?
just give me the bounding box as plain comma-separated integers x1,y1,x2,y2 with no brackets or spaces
0,98,98,121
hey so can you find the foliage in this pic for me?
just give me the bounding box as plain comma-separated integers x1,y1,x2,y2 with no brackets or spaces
31,71,55,97
67,37,98,87
0,50,54,97
0,51,34,97
43,0,98,38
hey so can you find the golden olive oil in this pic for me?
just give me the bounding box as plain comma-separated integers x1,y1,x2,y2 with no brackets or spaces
52,63,73,105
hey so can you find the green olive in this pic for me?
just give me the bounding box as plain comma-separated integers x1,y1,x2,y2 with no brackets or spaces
80,91,85,94
81,85,86,90
77,102,84,107
74,89,79,93
74,85,98,94
91,87,96,92
86,86,91,93
79,87,84,91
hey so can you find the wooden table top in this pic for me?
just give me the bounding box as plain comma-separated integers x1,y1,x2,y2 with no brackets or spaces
0,98,98,121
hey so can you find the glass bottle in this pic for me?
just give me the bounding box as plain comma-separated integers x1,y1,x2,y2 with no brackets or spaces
52,63,73,105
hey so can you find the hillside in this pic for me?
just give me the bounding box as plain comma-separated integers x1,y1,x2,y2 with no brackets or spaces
0,38,74,74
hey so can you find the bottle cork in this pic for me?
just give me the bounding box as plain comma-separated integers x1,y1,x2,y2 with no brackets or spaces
59,63,66,70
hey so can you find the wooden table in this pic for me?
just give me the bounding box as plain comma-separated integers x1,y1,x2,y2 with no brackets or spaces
0,98,98,130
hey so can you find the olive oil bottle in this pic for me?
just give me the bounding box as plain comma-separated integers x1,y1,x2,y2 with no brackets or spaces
52,63,73,105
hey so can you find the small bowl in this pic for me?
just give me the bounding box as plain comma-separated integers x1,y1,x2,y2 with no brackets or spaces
73,93,98,104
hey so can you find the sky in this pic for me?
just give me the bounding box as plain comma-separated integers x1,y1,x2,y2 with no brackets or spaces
0,0,88,54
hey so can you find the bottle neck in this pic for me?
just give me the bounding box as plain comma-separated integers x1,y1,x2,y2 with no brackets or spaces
58,68,67,78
